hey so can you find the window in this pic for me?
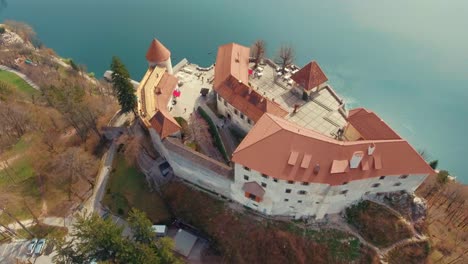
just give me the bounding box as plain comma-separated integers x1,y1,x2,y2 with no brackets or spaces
315,202,320,204
394,182,402,186
240,113,244,119
273,178,278,183
243,175,249,180
287,181,294,184
301,182,309,186
371,183,380,188
297,200,303,203
243,166,250,171
262,174,268,179
284,198,289,202
400,175,408,179
285,189,291,193
298,190,307,195
261,182,267,188
224,101,227,106
379,176,386,180
234,109,239,115
342,181,348,185
247,119,252,125
217,94,221,101
340,190,348,195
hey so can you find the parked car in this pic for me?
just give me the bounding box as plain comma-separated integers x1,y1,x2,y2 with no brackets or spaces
34,239,46,255
159,161,172,177
26,238,38,255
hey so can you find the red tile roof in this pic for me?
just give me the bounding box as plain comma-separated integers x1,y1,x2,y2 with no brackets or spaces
347,108,401,140
291,61,328,91
214,43,288,122
139,68,180,139
232,114,434,186
149,110,181,139
146,38,171,63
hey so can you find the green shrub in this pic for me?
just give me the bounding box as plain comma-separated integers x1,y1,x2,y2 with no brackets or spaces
69,59,80,71
0,26,5,34
437,170,449,185
197,106,229,162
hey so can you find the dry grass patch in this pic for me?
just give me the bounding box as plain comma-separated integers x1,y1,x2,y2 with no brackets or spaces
345,200,413,248
163,182,378,264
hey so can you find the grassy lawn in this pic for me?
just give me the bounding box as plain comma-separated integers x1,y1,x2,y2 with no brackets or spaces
0,157,35,186
345,200,413,248
103,155,171,224
0,70,37,95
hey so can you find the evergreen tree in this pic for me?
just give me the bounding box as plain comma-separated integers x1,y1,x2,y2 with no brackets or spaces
429,160,438,170
128,208,154,244
110,56,137,115
54,210,180,264
69,59,80,72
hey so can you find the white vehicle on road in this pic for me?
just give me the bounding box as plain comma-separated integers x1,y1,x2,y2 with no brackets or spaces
26,238,38,255
34,239,46,255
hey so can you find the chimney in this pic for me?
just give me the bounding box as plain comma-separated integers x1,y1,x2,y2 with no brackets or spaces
155,86,162,94
313,164,320,175
350,151,364,169
368,143,376,155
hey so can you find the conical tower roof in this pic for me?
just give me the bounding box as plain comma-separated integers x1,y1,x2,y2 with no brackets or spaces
146,38,171,63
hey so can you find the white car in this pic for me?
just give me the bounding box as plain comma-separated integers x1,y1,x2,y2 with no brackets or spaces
34,239,46,255
26,238,38,255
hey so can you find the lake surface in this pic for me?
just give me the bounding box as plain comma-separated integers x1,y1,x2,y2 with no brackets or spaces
1,0,467,182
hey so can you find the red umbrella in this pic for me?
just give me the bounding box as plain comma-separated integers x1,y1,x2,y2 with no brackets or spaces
173,88,181,98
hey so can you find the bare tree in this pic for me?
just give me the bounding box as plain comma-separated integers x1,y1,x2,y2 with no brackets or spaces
119,135,143,166
3,20,36,43
251,40,266,69
275,45,295,73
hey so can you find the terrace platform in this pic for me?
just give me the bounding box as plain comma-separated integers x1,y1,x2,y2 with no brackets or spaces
248,62,347,137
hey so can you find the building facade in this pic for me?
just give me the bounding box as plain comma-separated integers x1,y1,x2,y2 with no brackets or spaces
137,38,434,221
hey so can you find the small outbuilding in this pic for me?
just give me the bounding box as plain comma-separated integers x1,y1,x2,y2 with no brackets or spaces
152,225,167,237
174,229,198,257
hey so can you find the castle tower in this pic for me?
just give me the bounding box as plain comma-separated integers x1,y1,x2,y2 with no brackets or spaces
146,38,173,74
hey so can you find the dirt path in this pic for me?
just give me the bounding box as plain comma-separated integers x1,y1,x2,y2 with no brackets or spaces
0,155,19,171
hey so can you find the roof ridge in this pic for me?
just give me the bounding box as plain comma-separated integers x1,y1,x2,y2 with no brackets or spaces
233,114,283,154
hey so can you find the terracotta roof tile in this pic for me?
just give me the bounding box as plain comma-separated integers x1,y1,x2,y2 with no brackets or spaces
347,108,401,140
232,114,434,186
214,43,288,122
291,61,328,91
149,110,181,139
140,67,181,139
146,38,171,63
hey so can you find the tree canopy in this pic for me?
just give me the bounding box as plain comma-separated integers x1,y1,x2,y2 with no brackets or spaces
110,56,137,115
54,209,181,264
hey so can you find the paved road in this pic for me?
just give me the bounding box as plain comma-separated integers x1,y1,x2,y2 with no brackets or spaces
0,112,131,263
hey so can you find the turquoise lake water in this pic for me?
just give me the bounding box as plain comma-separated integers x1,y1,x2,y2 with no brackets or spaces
1,0,467,182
